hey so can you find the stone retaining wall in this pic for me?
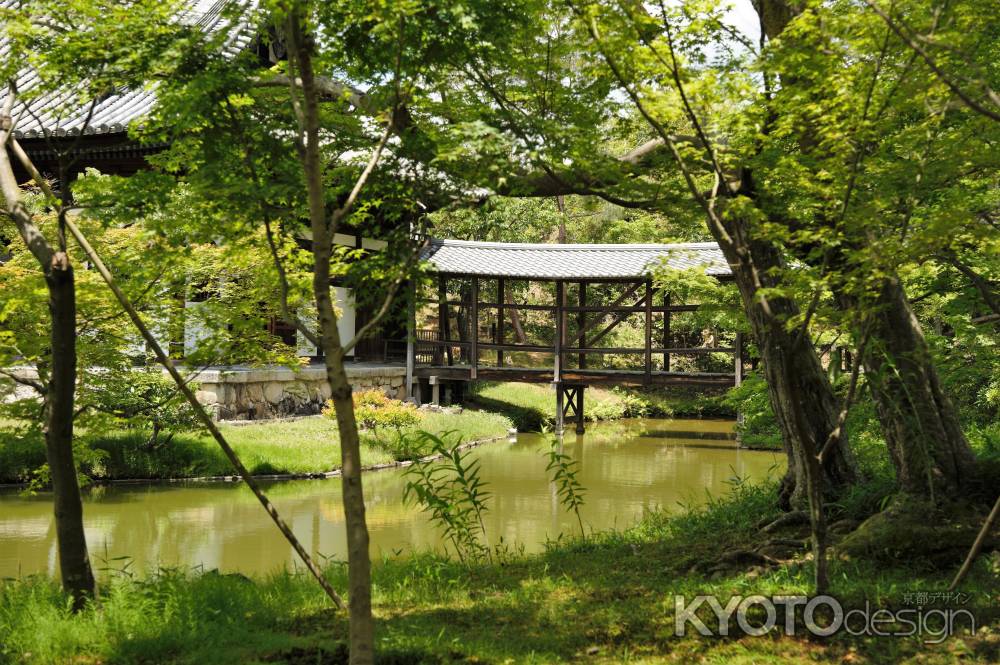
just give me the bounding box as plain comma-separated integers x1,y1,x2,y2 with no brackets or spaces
2,364,408,422
193,364,408,420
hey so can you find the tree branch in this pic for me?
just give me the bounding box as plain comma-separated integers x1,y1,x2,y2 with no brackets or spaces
0,366,47,395
863,0,1000,123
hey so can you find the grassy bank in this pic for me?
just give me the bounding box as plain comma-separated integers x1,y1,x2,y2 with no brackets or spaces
0,409,512,484
1,474,996,664
469,381,733,431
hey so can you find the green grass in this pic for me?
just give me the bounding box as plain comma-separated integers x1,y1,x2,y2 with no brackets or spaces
469,382,733,431
1,475,996,665
0,410,512,484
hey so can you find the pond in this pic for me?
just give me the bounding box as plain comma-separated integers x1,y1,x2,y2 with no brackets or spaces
0,418,782,578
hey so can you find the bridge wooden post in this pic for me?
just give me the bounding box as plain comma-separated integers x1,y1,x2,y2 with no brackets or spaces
554,280,564,383
644,279,653,385
578,282,587,369
662,291,671,371
406,280,415,401
497,276,505,367
438,276,452,366
555,383,565,436
470,276,479,379
573,386,586,434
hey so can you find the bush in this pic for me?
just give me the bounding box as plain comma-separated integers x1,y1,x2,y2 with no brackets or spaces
83,369,199,449
326,390,421,431
722,372,782,449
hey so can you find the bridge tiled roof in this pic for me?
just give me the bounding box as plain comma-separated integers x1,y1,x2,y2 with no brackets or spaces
0,0,254,139
421,239,732,280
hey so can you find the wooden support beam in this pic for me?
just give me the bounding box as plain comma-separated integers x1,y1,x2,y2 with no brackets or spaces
644,280,653,384
662,291,671,371
438,276,453,366
555,383,565,435
578,282,587,370
561,303,699,313
497,276,505,367
554,280,564,383
574,291,650,348
565,281,644,347
574,386,586,434
406,281,415,400
470,276,479,379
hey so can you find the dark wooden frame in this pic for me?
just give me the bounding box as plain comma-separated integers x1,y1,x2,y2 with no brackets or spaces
413,274,745,390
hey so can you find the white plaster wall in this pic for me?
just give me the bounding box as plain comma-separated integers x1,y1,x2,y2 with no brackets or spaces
184,300,212,357
296,287,356,357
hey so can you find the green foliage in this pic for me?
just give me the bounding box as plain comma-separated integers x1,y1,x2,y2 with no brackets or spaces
402,431,492,563
83,369,199,449
723,372,783,449
327,390,421,431
544,439,587,537
0,424,47,486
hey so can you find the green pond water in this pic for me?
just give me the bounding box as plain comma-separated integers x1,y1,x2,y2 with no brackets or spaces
0,419,782,578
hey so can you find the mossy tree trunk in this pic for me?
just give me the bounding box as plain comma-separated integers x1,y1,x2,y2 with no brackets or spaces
855,276,977,499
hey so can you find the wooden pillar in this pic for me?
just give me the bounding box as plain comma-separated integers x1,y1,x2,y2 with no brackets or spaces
470,276,479,379
555,384,565,436
734,331,744,386
575,387,586,435
644,279,653,384
554,280,564,383
429,375,440,405
578,282,587,370
438,276,452,366
405,281,415,400
662,291,671,372
497,276,505,367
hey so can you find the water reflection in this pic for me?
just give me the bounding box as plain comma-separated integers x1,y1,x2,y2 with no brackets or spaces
0,419,782,578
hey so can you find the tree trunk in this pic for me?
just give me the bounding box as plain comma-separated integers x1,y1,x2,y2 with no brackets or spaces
316,288,375,665
0,118,96,610
852,276,977,499
289,13,375,664
45,264,97,610
509,307,528,344
713,209,858,510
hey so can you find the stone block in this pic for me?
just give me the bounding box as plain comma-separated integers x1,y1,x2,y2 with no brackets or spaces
195,389,218,406
264,382,284,404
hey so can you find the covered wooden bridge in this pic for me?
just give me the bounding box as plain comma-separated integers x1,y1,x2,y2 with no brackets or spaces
405,239,744,434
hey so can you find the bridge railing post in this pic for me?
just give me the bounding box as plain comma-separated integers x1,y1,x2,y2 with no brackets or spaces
470,276,479,379
554,280,564,383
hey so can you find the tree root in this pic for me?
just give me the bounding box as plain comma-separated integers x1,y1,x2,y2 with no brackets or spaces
761,510,810,533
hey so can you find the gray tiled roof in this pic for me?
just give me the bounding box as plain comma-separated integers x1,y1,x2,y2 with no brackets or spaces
421,239,732,280
0,0,254,139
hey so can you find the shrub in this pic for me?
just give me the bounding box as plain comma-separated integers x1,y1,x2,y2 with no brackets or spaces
82,368,199,449
325,389,420,431
722,372,782,449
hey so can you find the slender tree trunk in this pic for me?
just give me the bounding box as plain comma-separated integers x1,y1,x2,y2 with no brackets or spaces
509,307,527,344
0,120,96,609
44,264,97,610
289,13,375,664
713,208,858,510
849,276,976,499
